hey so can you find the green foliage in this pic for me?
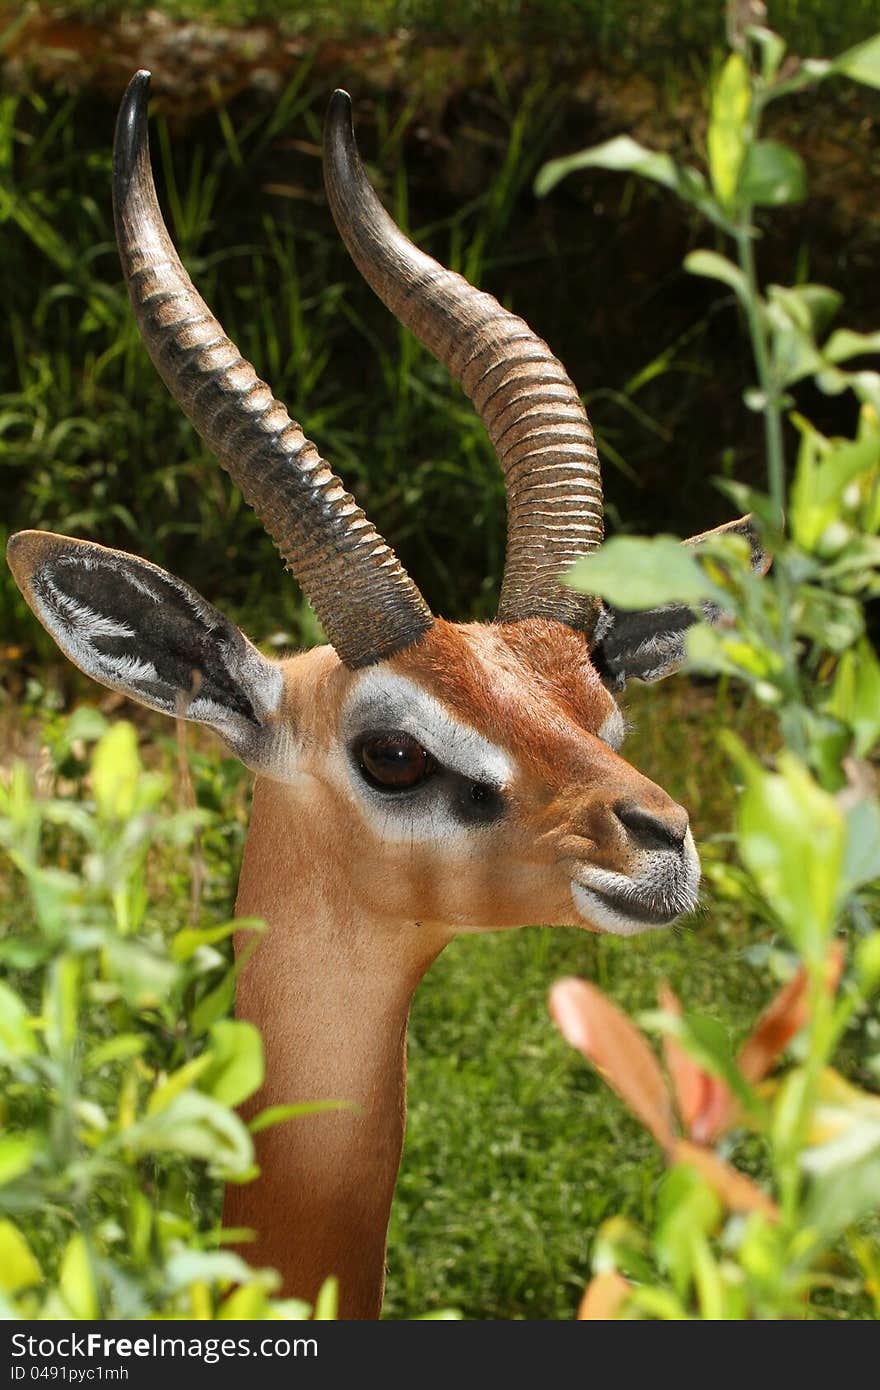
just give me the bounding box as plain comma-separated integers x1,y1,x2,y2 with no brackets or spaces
567,534,722,609
538,17,880,1320
0,720,336,1319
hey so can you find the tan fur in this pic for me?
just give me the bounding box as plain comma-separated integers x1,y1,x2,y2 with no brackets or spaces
225,620,692,1315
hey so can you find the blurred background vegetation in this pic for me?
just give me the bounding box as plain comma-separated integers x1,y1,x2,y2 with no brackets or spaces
1,1,878,1319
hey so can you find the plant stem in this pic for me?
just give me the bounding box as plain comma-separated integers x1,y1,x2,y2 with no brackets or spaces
735,225,786,525
734,220,808,758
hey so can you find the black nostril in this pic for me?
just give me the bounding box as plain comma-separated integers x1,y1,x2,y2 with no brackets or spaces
614,800,688,853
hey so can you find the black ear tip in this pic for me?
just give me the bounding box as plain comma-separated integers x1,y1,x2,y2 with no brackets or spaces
114,69,152,191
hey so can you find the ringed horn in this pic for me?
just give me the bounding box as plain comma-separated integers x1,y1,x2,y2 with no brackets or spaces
113,69,433,669
324,89,605,635
113,72,607,659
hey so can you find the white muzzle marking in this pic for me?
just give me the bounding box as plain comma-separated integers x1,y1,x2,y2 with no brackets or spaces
570,828,701,936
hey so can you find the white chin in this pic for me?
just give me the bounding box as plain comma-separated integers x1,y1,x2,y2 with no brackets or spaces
570,880,669,937
570,834,701,937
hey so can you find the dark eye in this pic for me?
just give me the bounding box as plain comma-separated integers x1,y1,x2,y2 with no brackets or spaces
355,731,436,791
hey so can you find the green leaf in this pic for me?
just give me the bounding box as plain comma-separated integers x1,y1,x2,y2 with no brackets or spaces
824,328,880,364
748,25,787,81
248,1099,358,1134
202,1020,265,1108
147,1055,215,1117
826,641,880,757
0,981,37,1059
91,722,142,821
171,917,261,963
842,799,880,899
272,1297,315,1320
727,741,846,960
534,135,724,225
84,1033,147,1072
165,1249,273,1293
62,704,109,744
642,1009,758,1118
805,1156,880,1241
855,933,880,996
218,1284,272,1318
686,623,781,682
790,423,880,550
654,1166,722,1300
684,249,749,305
0,1220,42,1293
59,1233,98,1319
43,954,80,1059
191,970,237,1037
738,141,806,206
0,1135,36,1187
707,53,751,211
102,936,178,1007
768,283,843,337
739,1212,783,1288
190,923,265,1036
797,586,865,654
535,135,681,196
833,34,880,91
565,535,724,609
312,1275,338,1320
128,1091,254,1177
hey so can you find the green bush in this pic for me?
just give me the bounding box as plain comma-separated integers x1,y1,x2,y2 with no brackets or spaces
539,15,880,1319
0,713,339,1318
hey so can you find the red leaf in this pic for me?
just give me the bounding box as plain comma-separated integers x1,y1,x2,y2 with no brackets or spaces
738,942,845,1085
550,977,676,1151
673,1139,778,1219
578,1270,631,1320
658,983,722,1139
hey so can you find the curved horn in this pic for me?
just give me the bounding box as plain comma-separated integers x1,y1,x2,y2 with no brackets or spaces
323,89,604,635
113,71,433,669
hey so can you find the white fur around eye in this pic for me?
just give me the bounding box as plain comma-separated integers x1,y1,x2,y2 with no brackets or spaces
597,704,625,750
337,669,513,843
343,670,513,787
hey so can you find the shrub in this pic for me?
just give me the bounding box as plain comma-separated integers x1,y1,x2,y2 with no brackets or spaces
538,14,880,1319
0,714,334,1319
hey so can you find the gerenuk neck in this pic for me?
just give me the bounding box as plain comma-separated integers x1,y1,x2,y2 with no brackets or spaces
224,774,448,1319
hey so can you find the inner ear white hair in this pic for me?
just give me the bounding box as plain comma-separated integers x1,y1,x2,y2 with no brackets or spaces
7,531,283,770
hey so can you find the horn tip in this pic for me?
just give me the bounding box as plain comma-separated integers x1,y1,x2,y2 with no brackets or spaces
326,88,354,139
114,69,152,195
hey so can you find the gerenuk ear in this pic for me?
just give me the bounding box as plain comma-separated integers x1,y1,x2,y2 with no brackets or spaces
591,514,770,691
7,531,284,770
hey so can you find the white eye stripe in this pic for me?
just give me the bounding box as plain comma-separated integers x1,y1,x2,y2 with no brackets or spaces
342,670,513,789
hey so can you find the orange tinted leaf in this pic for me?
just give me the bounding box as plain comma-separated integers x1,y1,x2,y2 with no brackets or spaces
578,1270,631,1320
738,942,845,1085
658,983,720,1137
691,1078,738,1144
673,1139,778,1219
550,977,676,1150
737,970,809,1085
